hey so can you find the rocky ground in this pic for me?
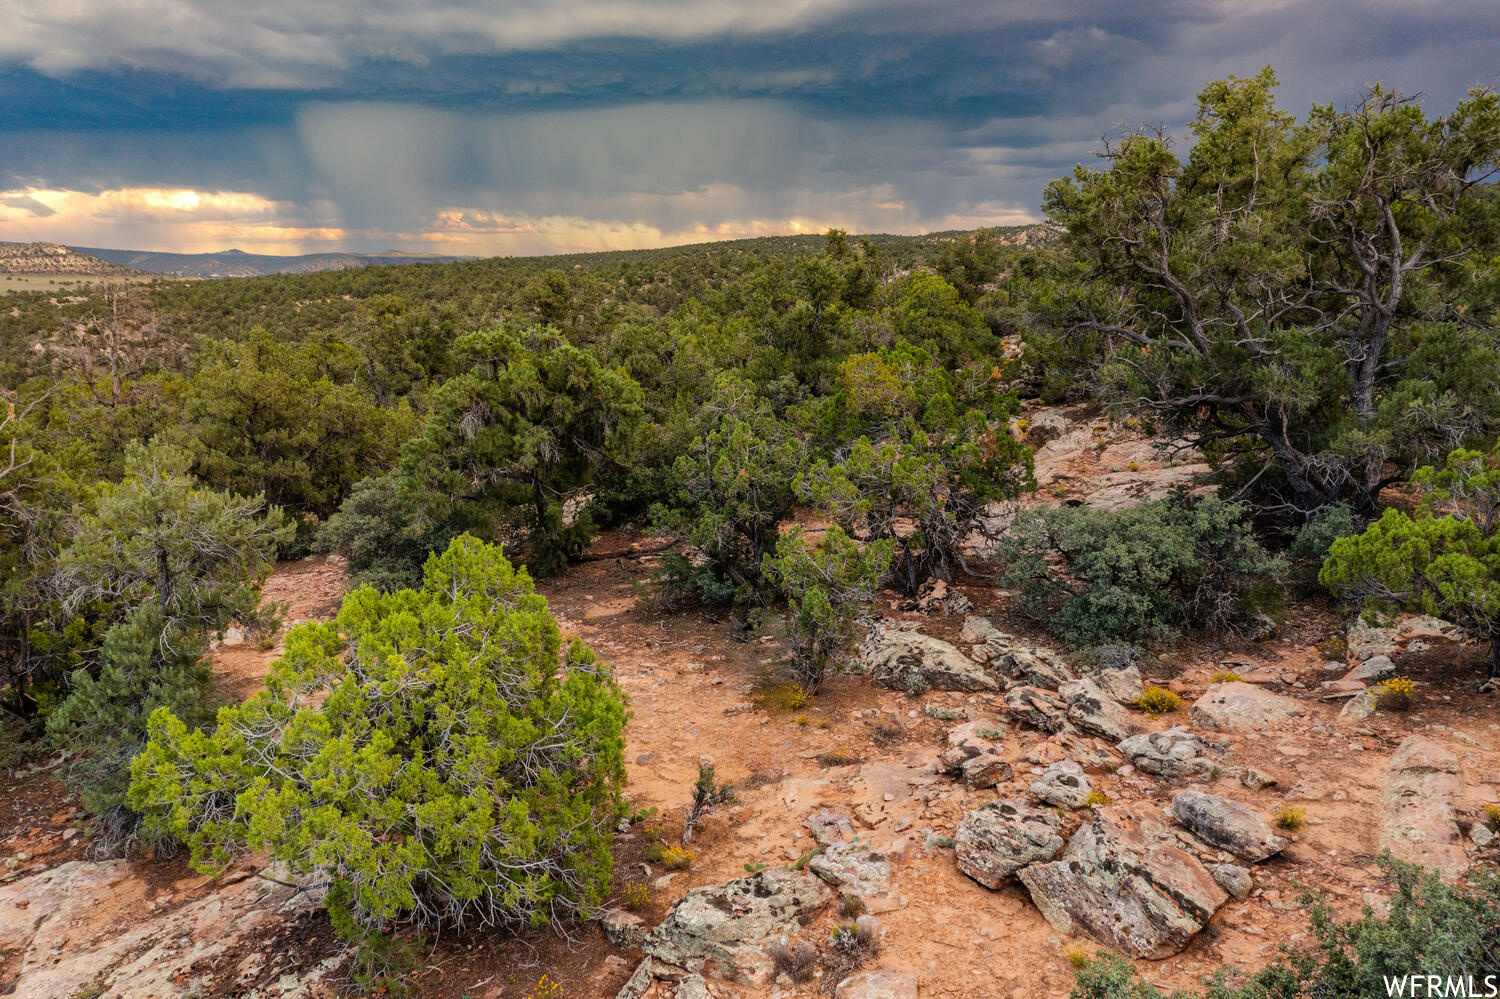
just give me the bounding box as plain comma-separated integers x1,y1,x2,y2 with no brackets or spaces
2,408,1497,999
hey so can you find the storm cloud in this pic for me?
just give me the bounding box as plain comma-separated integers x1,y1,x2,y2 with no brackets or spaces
1,0,1495,253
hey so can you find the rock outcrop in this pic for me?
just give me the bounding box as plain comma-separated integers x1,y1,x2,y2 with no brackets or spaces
1170,790,1288,862
1116,727,1219,778
1017,807,1228,959
1379,736,1467,879
1189,682,1305,732
1059,677,1137,742
0,860,323,999
641,869,831,988
809,841,902,912
954,799,1066,889
936,720,1013,788
836,969,920,999
1029,759,1093,809
860,625,998,693
1003,686,1068,732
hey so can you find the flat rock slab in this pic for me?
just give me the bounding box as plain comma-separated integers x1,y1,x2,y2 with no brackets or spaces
1018,806,1228,959
1189,682,1305,732
1171,790,1288,862
955,799,1066,889
836,969,920,999
1380,736,1467,879
643,869,831,988
0,860,322,999
809,841,903,912
860,624,999,693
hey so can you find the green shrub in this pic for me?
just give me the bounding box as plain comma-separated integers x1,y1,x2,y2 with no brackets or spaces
129,535,627,941
1001,494,1284,646
762,525,892,693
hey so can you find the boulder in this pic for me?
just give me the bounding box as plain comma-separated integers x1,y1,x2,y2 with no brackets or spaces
1116,727,1219,779
807,810,858,847
954,799,1066,889
1189,682,1305,732
1210,864,1254,900
1029,759,1093,809
860,624,998,693
1380,736,1467,879
1003,686,1067,733
836,969,920,999
602,908,649,948
1338,687,1381,723
1017,807,1228,959
960,616,1074,687
1060,677,1136,742
1348,619,1399,661
1170,790,1289,862
936,720,1012,789
642,869,831,988
1091,665,1145,705
616,958,712,999
1347,654,1396,682
808,841,902,913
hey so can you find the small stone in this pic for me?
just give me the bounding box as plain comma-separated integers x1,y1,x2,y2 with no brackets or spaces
1471,823,1495,847
1210,864,1253,900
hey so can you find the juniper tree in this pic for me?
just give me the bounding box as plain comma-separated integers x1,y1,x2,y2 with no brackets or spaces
129,536,628,939
1041,68,1500,516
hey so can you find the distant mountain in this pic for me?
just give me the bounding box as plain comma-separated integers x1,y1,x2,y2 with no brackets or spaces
68,245,471,278
0,241,138,276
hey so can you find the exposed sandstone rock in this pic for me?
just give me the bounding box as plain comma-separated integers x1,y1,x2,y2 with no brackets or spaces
1017,806,1228,959
1189,682,1305,732
1211,864,1254,900
1090,665,1145,705
836,969,920,999
1059,677,1137,742
954,799,1066,889
1003,686,1068,732
1338,687,1382,723
0,860,322,999
602,908,649,948
1347,654,1396,682
860,624,999,693
1380,736,1467,879
937,720,1012,788
1170,790,1289,862
1029,759,1093,809
642,869,831,988
809,841,902,913
959,616,1074,688
1116,727,1219,779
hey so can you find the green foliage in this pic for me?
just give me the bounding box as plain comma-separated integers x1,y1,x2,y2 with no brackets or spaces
171,329,407,537
799,342,1033,595
129,536,628,939
45,443,290,820
347,325,644,579
1321,441,1500,679
315,471,451,592
654,376,804,608
763,525,893,692
1040,68,1500,514
1069,857,1500,999
1001,495,1285,646
681,762,737,845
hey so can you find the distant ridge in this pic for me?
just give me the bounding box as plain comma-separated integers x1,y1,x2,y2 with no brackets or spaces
0,241,137,276
70,245,472,278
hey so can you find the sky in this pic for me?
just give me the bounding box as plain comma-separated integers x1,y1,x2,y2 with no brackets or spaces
1,0,1497,256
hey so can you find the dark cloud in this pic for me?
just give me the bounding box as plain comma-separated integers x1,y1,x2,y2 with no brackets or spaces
1,194,56,217
1,0,1495,252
